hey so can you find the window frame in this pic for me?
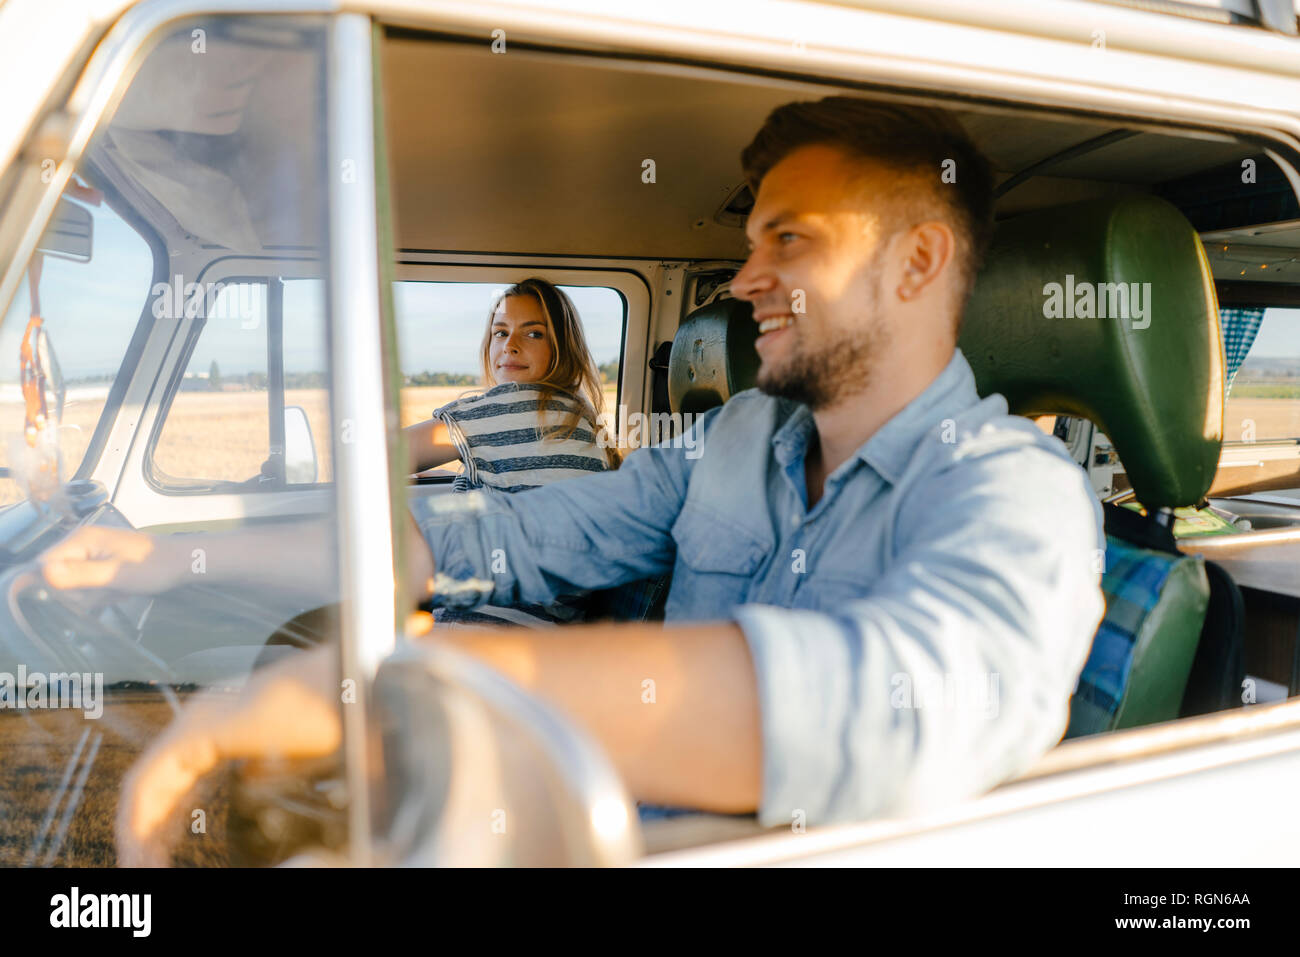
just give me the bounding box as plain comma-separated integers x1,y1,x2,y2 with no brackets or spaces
104,255,334,529
142,266,333,497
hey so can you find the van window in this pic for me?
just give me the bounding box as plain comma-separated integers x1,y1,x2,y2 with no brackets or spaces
0,16,343,867
394,280,624,472
151,277,331,488
1212,305,1300,499
1223,306,1300,444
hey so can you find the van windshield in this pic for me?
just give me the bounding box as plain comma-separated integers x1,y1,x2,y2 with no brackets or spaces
0,196,154,505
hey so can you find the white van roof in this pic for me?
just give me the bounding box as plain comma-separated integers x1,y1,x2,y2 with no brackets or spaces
0,0,1297,185
0,0,134,176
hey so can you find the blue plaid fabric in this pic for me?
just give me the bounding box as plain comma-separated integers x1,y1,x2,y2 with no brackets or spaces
1066,535,1180,738
587,574,671,622
1220,307,1265,396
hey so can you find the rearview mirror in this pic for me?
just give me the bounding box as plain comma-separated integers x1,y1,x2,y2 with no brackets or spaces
36,199,93,263
283,405,317,484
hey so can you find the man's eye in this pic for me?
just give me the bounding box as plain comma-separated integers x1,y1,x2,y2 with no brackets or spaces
779,232,799,244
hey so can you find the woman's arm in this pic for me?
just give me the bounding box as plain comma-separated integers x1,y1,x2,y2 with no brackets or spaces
405,418,461,474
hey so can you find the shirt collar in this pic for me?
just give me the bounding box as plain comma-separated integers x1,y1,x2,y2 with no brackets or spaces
770,349,981,486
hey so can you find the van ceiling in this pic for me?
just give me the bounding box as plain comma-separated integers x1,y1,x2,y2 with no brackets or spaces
382,33,1273,262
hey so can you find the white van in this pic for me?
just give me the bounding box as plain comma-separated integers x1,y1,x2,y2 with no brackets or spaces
0,0,1299,867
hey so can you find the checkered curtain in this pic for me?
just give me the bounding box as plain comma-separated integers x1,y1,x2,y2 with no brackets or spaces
1220,307,1265,396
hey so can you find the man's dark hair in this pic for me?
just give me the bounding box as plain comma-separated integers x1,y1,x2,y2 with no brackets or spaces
740,97,996,314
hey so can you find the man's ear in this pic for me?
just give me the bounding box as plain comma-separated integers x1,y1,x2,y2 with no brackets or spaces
896,221,955,302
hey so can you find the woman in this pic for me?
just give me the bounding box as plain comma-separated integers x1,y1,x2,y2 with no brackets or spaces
405,277,619,626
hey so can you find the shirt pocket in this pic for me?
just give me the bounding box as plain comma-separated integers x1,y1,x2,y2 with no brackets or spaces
668,502,769,615
794,573,874,613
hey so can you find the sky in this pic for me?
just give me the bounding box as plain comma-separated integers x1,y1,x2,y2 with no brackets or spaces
0,204,626,383
1241,307,1300,358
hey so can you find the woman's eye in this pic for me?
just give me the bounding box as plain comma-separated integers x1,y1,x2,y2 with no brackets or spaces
779,232,799,244
527,331,544,339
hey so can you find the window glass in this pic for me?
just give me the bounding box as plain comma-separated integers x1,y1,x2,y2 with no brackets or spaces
394,280,625,473
0,17,343,868
152,277,331,487
1223,306,1300,444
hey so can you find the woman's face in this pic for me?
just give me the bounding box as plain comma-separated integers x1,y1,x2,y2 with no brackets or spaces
488,294,554,384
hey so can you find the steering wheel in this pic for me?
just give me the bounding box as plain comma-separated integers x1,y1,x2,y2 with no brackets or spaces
0,566,176,685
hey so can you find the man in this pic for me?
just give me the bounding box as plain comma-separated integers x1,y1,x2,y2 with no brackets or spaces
43,97,1104,859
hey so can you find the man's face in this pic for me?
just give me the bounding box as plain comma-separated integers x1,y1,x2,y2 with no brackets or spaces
731,144,901,409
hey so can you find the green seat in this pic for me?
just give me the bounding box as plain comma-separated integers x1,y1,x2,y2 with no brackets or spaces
661,196,1231,732
960,194,1227,734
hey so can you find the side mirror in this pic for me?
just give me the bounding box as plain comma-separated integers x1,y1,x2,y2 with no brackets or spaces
283,405,317,484
37,198,93,263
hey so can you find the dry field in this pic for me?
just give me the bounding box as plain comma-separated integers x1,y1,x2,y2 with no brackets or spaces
0,388,1289,506
0,691,232,866
1222,397,1300,443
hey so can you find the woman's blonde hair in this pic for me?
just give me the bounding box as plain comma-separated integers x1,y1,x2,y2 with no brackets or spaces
480,277,620,468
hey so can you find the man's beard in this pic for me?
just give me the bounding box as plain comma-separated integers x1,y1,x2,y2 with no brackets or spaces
755,269,890,411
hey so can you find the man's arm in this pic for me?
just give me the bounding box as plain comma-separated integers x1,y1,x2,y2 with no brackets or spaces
439,619,763,811
413,408,719,609
733,441,1105,827
115,618,763,863
42,515,435,608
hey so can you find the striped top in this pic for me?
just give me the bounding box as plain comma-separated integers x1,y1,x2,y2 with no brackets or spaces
433,382,609,493
431,382,611,628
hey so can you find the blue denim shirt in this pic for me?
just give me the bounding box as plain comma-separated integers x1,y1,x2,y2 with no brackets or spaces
410,350,1105,827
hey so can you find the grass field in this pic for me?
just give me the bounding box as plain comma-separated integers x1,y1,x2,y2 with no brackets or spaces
0,692,232,867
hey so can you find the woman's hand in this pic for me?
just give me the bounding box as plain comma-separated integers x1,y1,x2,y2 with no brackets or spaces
41,526,188,594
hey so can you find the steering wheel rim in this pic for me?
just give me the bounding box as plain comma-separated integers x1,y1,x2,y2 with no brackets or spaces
3,566,177,684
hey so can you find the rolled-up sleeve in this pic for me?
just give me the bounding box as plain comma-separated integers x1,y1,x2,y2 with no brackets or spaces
734,444,1105,828
409,408,721,609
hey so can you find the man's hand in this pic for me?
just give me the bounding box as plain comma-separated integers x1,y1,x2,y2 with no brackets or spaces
41,526,186,594
116,647,340,866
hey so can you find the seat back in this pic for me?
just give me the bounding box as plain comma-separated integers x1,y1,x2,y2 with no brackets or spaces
961,194,1229,734
667,296,758,414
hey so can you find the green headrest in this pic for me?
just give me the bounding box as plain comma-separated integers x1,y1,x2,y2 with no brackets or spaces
959,195,1224,510
668,297,760,414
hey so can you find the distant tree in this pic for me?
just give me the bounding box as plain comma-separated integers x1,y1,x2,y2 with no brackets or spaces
406,370,480,387
208,360,222,391
598,359,619,384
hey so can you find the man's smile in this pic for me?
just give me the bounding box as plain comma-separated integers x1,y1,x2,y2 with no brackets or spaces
755,312,798,356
